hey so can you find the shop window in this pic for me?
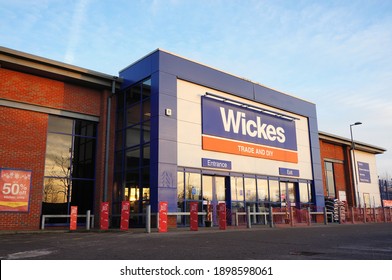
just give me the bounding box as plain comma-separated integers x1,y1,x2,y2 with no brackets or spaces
231,177,244,202
269,180,280,202
325,161,336,197
177,172,185,201
115,78,152,223
42,116,97,221
185,172,202,200
257,179,269,202
244,178,257,202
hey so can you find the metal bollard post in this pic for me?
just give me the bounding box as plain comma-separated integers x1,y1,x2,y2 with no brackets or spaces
247,206,251,229
307,207,311,226
269,207,274,228
41,215,46,230
323,207,328,225
351,207,355,224
86,210,91,230
338,206,341,224
146,205,151,233
289,206,294,227
364,207,367,223
252,204,256,224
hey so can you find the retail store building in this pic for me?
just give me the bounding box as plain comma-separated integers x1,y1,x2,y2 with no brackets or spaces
0,47,385,230
319,132,385,208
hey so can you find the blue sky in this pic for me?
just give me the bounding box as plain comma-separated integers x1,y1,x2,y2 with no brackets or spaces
1,0,392,177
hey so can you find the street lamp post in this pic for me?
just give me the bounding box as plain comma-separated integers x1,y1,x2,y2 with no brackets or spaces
350,122,362,207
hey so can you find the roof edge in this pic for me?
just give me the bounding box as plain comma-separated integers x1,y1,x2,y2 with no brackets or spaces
319,131,386,154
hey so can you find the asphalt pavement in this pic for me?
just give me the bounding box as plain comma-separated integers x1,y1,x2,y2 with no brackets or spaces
1,223,392,260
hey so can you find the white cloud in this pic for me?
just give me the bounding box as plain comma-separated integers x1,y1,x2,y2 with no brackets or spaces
64,0,91,64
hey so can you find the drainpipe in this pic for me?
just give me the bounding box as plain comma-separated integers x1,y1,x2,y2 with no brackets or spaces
103,77,117,202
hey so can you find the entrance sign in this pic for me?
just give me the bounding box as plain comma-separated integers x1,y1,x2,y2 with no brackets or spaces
158,201,168,232
120,201,130,231
202,158,232,170
70,206,78,230
190,202,198,231
202,96,298,163
100,202,109,230
218,203,226,230
0,169,32,212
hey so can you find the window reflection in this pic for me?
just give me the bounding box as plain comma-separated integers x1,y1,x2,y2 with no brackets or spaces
244,178,256,201
47,116,73,134
115,77,152,222
231,176,244,202
299,182,310,203
257,179,269,201
42,116,96,221
44,133,72,177
185,172,201,200
269,180,280,202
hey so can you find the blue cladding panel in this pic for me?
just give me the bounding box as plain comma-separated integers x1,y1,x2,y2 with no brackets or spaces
159,52,255,99
119,49,325,210
119,51,159,89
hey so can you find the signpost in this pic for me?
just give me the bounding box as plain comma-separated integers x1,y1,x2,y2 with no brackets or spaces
219,203,226,230
70,206,78,231
120,201,130,231
100,202,109,230
190,202,198,231
158,201,168,233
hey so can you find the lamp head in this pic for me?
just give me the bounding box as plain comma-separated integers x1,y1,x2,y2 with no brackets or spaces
351,122,362,127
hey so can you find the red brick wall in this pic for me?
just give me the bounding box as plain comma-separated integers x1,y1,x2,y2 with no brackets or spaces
319,140,354,206
0,107,47,230
0,68,111,230
0,68,101,115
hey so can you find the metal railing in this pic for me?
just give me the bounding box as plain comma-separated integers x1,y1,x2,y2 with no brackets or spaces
41,210,94,230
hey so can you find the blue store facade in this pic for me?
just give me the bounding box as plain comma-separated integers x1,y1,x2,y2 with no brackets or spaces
114,49,324,226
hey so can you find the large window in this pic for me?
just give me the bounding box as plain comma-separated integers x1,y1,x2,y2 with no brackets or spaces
114,78,151,223
325,161,336,197
42,116,97,221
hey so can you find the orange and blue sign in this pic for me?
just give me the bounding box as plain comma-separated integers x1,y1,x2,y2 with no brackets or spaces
202,97,298,163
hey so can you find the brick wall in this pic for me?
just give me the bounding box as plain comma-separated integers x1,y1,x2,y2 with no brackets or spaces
0,68,101,115
0,68,110,230
0,107,47,230
319,140,355,206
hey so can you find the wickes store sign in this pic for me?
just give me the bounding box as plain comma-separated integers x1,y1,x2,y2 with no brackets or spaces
201,96,298,163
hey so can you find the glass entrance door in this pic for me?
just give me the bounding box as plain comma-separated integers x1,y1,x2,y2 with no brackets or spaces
279,181,297,207
202,175,225,226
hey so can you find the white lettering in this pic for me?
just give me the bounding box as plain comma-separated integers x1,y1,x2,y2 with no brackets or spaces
220,107,287,144
207,159,228,168
220,107,241,133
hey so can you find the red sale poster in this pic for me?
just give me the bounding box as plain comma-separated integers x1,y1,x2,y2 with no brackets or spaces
70,206,78,230
190,202,198,231
0,169,32,212
219,202,226,230
120,201,130,231
100,202,109,230
158,201,168,233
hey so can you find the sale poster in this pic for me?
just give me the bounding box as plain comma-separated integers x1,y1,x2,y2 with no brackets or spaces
70,206,78,230
0,169,32,212
120,201,130,231
100,202,109,230
158,201,168,233
190,202,198,231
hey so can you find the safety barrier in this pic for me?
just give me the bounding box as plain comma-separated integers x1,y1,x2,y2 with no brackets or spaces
41,210,94,230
